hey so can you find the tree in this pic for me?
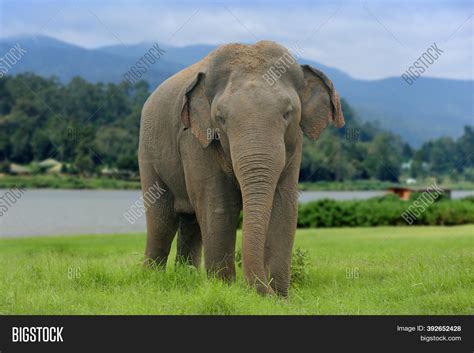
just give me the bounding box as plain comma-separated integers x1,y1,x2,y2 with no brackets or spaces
365,133,402,182
2,72,469,183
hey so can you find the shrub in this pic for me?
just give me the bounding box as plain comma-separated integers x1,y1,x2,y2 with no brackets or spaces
291,247,311,286
234,247,311,286
296,196,474,228
236,196,474,228
235,247,242,269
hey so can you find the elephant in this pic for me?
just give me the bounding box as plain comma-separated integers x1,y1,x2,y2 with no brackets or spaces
138,41,345,296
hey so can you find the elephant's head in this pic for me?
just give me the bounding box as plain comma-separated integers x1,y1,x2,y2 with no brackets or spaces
181,41,344,294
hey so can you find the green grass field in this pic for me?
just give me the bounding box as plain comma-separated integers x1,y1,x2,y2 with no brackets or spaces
1,226,472,315
0,175,141,189
3,175,474,190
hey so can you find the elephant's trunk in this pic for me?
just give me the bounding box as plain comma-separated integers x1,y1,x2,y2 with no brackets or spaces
232,133,285,295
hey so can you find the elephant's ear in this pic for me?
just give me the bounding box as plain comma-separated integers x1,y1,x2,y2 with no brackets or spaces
181,72,212,147
299,65,345,140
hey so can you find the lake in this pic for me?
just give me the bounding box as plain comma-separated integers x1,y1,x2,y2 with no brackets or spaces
1,189,473,237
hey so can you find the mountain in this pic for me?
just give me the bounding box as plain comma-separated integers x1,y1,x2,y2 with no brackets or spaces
1,35,472,146
336,77,473,145
0,36,182,88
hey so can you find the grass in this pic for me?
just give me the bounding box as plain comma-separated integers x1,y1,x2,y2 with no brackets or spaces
299,180,397,191
3,175,474,191
0,174,141,189
0,226,473,315
299,180,474,191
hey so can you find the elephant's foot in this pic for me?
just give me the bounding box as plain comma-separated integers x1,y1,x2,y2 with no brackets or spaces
255,281,276,296
143,254,168,269
267,268,290,297
204,253,236,283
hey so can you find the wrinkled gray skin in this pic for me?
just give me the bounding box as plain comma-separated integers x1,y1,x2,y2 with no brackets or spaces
139,41,344,296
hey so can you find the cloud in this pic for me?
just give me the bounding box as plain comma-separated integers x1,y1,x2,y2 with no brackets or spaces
0,0,472,79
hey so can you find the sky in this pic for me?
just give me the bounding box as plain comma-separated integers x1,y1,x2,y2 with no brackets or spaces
0,0,472,80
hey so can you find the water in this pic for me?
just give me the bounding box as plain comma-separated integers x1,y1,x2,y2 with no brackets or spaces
1,189,473,237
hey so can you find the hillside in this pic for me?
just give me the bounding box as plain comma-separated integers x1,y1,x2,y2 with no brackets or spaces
1,35,472,146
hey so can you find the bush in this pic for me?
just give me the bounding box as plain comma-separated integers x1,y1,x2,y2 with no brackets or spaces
234,196,474,228
235,247,242,269
297,196,474,228
291,247,311,286
234,247,311,286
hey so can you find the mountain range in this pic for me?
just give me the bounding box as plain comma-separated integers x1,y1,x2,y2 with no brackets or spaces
1,35,472,146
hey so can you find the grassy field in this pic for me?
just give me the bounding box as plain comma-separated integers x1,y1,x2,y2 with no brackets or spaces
0,226,472,315
0,175,141,189
299,180,474,191
2,175,474,190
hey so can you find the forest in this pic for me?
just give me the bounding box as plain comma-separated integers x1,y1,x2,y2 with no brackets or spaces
0,73,473,183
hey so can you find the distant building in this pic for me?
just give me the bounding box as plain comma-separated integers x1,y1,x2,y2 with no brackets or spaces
387,186,450,201
38,158,63,174
100,167,134,179
401,161,412,170
405,178,417,185
9,163,31,175
38,158,61,168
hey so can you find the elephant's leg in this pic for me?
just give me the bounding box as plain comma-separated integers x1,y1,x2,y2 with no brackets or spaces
198,204,240,282
180,137,242,282
141,165,178,269
264,157,301,297
176,213,202,268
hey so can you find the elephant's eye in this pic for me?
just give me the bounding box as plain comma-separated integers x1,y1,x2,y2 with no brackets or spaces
215,111,225,124
283,108,293,121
